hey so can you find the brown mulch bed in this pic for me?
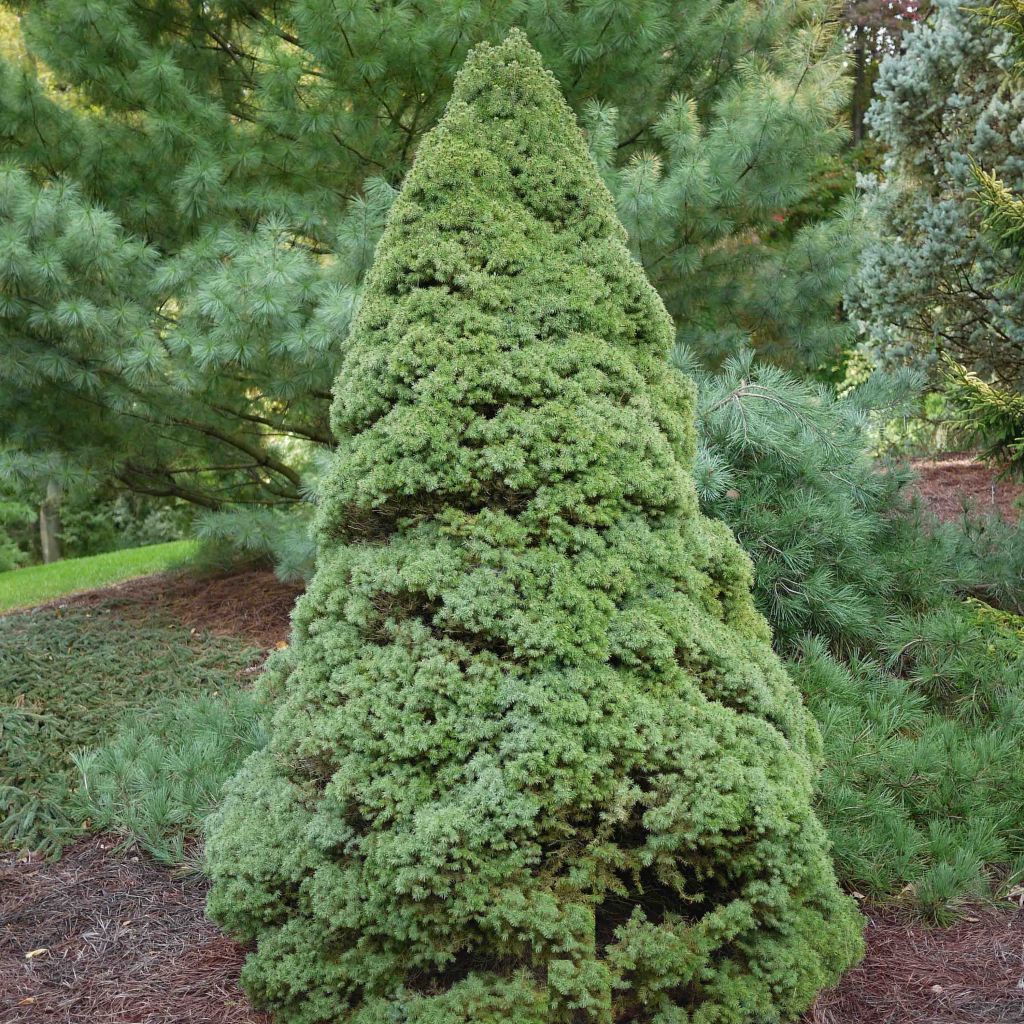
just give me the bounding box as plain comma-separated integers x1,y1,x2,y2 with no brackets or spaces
3,839,1023,1024
807,905,1024,1024
37,569,300,650
0,838,267,1024
911,452,1024,524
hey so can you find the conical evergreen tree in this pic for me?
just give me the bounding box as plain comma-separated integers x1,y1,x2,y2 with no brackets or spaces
206,33,862,1024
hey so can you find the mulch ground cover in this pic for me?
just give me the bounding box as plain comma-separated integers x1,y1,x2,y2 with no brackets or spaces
807,904,1024,1024
0,838,267,1024
37,568,300,650
911,451,1023,523
2,833,1022,1023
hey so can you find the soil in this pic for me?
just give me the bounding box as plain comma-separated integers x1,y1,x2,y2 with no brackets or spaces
911,451,1024,524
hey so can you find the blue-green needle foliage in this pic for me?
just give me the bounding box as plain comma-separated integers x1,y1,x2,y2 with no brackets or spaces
206,35,862,1024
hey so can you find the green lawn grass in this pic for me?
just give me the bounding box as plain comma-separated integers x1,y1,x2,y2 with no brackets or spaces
0,539,198,613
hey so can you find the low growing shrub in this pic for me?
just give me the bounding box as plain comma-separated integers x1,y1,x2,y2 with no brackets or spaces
0,605,258,855
75,687,267,866
795,612,1024,923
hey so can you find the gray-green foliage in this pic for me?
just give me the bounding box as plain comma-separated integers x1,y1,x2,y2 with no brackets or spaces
971,0,1024,286
849,0,1024,387
205,35,862,1024
684,350,942,653
75,687,266,866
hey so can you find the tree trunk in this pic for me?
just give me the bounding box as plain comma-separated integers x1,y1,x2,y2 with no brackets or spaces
851,28,867,145
39,479,62,564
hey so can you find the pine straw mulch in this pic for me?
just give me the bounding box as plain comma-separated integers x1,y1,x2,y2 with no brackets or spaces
35,568,300,650
2,833,1023,1023
911,451,1023,524
807,904,1024,1024
0,838,267,1024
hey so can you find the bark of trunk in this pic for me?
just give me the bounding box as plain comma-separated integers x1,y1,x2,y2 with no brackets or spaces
851,28,867,145
39,479,62,564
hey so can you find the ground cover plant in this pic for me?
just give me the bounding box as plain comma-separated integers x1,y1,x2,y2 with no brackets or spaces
0,602,257,856
75,687,266,867
0,538,197,612
204,35,863,1024
796,627,1024,923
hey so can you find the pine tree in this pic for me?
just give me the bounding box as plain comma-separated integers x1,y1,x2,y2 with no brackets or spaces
682,350,947,653
848,0,1024,388
0,1,854,513
971,0,1024,285
944,0,1024,475
205,35,862,1024
942,356,1024,477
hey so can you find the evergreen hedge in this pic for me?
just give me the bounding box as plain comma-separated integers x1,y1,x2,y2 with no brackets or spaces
206,33,862,1023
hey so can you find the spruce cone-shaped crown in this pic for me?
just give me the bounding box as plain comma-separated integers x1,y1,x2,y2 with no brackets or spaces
206,30,862,1024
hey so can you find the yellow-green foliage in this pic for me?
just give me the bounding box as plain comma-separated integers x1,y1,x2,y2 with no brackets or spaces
206,34,862,1024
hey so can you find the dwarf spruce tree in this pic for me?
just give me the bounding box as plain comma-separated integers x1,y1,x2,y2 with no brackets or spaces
206,34,862,1024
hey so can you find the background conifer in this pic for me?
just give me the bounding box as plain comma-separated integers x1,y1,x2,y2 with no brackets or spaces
0,0,853,512
206,34,862,1024
849,0,1024,388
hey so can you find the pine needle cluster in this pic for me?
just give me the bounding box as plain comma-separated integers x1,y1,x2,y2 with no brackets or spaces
0,0,854,507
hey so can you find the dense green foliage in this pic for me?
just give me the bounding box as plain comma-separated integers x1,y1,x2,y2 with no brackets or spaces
685,352,944,653
943,357,1024,478
849,0,1024,388
76,686,265,866
0,0,854,514
972,0,1024,283
205,36,862,1024
973,159,1024,287
679,350,1024,919
0,538,197,611
0,474,191,568
0,603,256,853
797,616,1024,924
0,494,31,570
947,511,1024,615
